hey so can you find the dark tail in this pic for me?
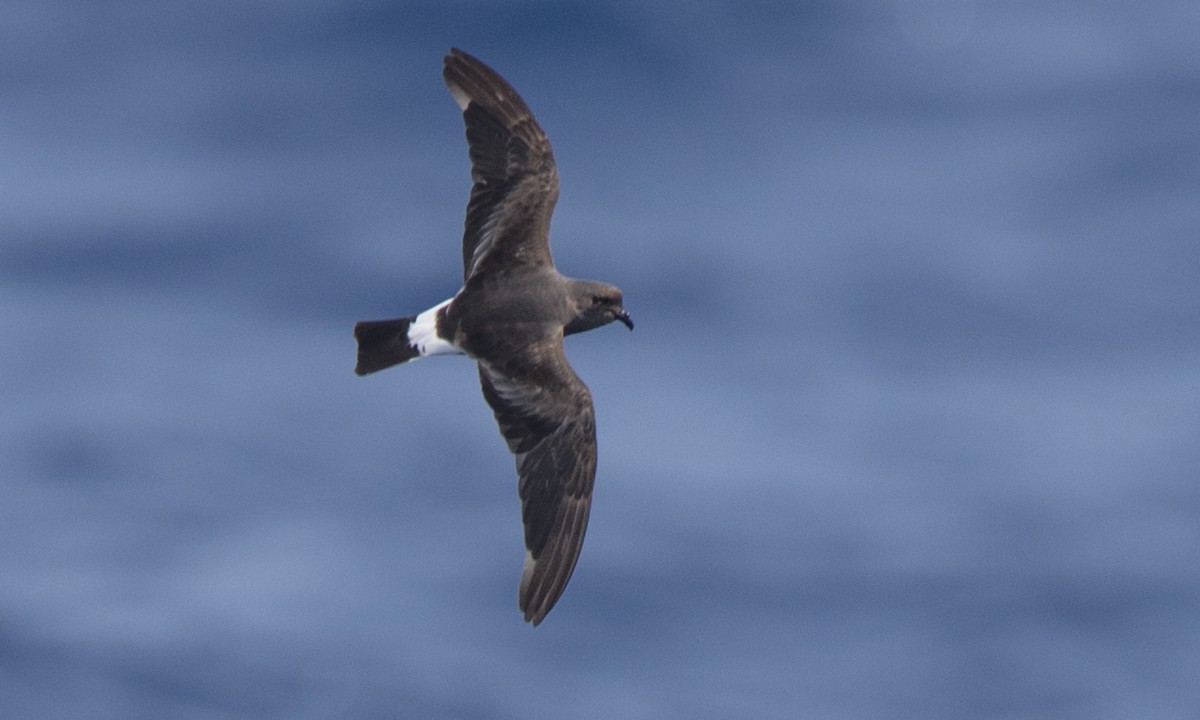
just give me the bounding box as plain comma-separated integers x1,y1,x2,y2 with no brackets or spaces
354,317,420,375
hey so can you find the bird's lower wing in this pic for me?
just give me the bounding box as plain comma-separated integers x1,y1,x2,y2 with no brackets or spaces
477,345,597,625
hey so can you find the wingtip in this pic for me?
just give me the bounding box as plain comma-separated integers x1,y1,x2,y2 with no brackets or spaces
519,551,539,624
443,47,475,71
519,551,552,626
442,48,473,110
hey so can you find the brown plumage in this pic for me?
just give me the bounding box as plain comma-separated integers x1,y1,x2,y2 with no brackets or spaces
354,49,632,625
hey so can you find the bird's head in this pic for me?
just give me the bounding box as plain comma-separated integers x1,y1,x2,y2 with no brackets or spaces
565,282,633,335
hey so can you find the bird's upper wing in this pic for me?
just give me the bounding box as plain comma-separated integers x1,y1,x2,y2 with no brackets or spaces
443,48,560,282
476,339,596,625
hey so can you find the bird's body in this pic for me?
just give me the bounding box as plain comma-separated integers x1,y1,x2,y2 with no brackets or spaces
354,49,631,626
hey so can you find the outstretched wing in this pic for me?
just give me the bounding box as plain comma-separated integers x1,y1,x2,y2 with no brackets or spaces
443,48,560,281
476,340,596,626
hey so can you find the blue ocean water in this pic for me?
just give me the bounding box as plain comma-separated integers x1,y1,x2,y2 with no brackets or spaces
3,2,1199,718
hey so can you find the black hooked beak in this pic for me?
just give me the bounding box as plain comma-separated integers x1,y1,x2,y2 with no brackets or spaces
615,310,634,330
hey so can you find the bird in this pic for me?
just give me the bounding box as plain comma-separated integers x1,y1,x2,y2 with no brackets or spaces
353,48,632,626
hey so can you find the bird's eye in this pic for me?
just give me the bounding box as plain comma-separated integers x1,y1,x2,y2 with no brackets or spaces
593,295,609,305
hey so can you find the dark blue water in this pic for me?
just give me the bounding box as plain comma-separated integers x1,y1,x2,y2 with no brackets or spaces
4,2,1199,718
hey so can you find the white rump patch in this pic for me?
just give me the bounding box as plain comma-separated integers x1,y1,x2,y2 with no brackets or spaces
408,297,461,357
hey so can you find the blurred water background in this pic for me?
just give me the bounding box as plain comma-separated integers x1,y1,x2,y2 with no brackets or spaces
3,2,1199,718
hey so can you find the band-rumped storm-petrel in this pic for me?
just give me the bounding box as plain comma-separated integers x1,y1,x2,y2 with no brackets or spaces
354,48,632,626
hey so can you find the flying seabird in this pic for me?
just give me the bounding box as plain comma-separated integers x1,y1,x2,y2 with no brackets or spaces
354,48,632,626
